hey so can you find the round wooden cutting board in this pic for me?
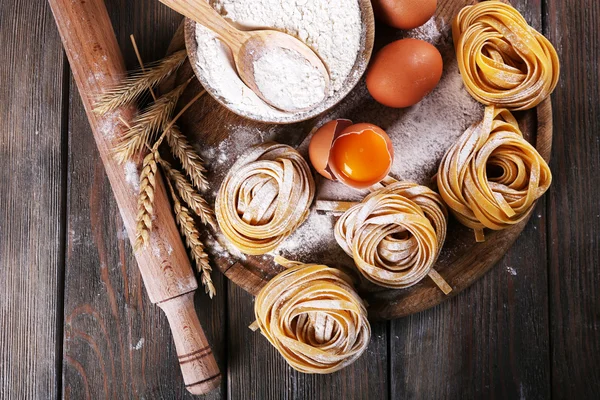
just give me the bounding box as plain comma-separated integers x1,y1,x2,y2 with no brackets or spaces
162,0,552,320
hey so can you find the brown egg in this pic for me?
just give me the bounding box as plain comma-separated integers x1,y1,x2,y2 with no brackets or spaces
366,38,443,108
308,119,353,180
371,0,437,30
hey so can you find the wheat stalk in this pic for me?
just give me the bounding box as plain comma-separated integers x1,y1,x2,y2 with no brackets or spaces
166,125,209,191
130,34,157,102
160,158,216,229
166,180,216,298
94,49,187,115
113,79,191,163
134,150,158,250
116,42,215,296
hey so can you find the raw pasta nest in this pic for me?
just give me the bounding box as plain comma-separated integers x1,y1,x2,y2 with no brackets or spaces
334,180,448,289
215,143,315,255
437,105,552,242
453,0,560,110
253,258,371,374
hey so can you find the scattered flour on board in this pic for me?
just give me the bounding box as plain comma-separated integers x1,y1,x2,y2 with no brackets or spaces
205,236,227,258
205,232,248,262
132,338,145,350
124,161,140,193
277,211,334,256
97,113,120,140
201,125,273,165
506,266,518,276
404,17,447,45
389,60,482,184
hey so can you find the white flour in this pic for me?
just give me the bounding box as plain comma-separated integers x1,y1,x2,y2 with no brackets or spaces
253,47,327,111
403,17,446,45
194,0,362,121
124,161,140,193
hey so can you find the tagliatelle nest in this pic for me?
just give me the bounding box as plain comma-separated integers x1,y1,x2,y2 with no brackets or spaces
252,257,371,374
334,180,449,290
453,1,560,110
437,105,552,241
215,143,315,255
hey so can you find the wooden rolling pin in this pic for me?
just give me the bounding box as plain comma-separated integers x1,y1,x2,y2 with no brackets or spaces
48,0,221,395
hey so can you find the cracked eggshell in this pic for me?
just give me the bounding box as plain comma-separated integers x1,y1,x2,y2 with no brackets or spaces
308,119,353,180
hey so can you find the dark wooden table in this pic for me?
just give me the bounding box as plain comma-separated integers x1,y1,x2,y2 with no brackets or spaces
1,0,599,398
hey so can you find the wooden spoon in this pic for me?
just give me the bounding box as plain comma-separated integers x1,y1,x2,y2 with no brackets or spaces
159,0,331,112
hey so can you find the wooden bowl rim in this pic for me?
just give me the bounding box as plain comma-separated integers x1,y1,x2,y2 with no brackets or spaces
183,0,375,125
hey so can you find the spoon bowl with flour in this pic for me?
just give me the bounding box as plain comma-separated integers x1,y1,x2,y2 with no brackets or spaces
160,0,330,112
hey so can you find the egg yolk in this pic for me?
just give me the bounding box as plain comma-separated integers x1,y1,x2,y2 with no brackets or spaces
331,130,391,183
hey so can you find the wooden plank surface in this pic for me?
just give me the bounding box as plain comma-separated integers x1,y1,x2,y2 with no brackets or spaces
0,0,599,398
545,0,600,398
0,2,66,399
61,1,226,398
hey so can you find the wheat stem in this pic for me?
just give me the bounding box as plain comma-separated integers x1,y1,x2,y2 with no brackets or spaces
160,158,216,229
134,150,158,250
166,179,216,298
94,49,187,115
113,79,191,164
130,34,157,102
166,125,209,191
118,116,132,129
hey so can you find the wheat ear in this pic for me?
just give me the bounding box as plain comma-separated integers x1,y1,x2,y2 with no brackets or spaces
134,150,158,250
159,159,216,229
94,49,187,115
166,180,216,298
166,125,209,191
113,79,191,163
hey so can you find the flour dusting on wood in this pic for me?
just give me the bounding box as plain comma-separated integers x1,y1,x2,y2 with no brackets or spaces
124,161,140,192
132,338,145,350
97,113,120,140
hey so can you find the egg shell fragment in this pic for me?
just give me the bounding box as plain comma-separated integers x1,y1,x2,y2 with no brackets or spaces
308,119,353,180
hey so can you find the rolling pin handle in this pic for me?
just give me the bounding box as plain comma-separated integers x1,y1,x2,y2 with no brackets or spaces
158,292,222,395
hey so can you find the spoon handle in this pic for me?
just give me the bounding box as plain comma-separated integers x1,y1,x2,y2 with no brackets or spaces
160,0,248,52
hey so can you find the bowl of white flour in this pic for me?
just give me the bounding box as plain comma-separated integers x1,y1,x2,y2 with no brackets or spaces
184,0,374,124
